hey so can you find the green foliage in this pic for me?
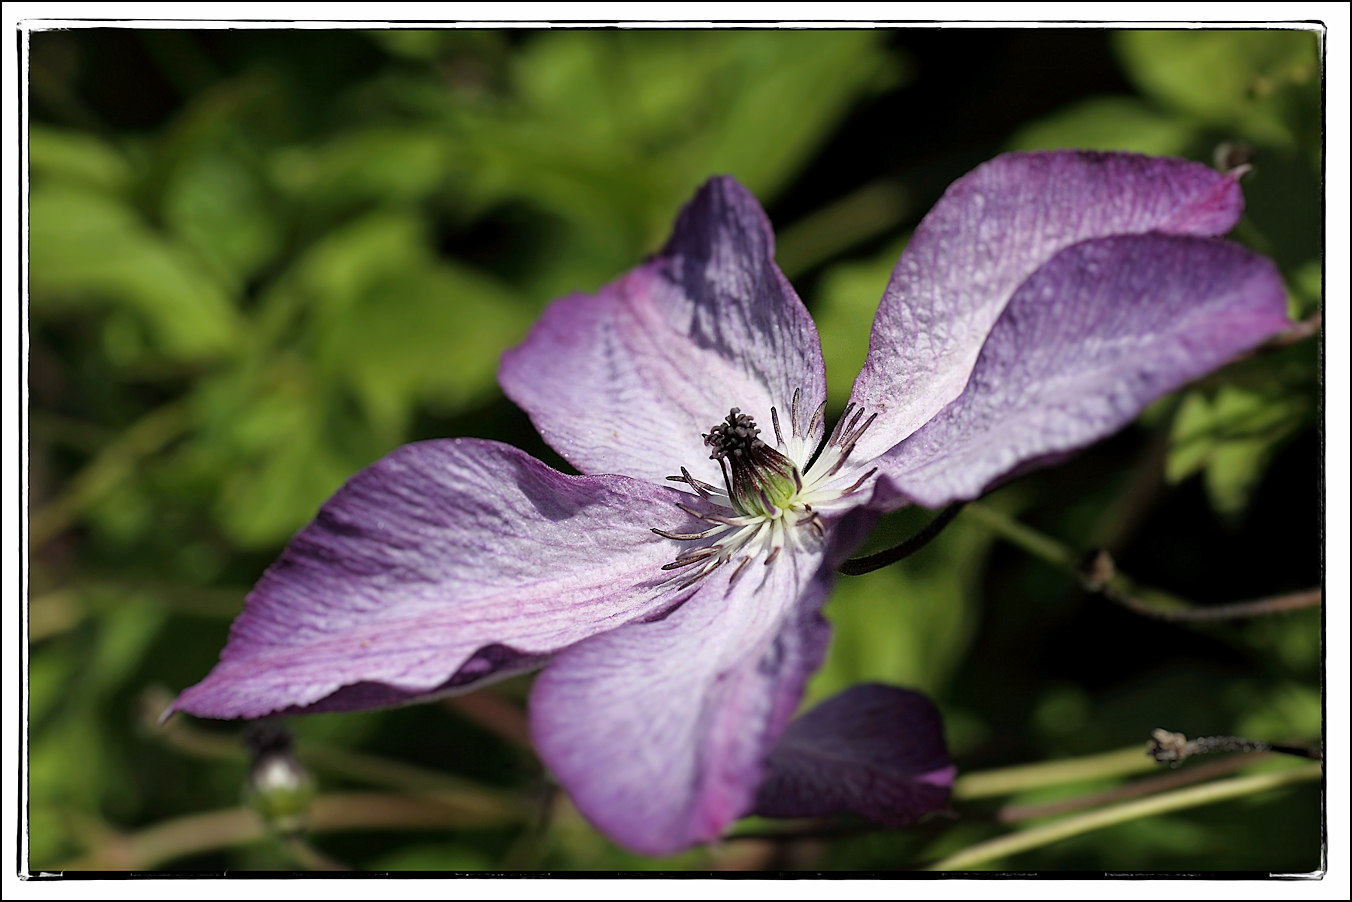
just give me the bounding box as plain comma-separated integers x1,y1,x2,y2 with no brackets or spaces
812,236,910,409
1167,384,1312,518
1114,30,1320,150
30,182,244,361
1008,96,1196,156
810,513,993,702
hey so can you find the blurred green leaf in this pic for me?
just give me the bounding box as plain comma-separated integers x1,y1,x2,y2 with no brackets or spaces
271,128,453,206
808,516,992,702
1288,258,1322,319
1167,384,1310,517
192,358,358,547
294,209,533,438
1114,30,1320,148
458,31,896,284
1230,682,1321,742
1243,607,1320,674
1007,96,1196,155
28,645,79,725
164,149,281,293
812,237,908,408
323,262,532,438
30,186,244,360
90,597,170,692
29,124,131,192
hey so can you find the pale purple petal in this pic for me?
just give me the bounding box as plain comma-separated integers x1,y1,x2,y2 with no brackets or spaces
871,234,1291,509
499,176,827,486
173,439,702,720
528,547,837,856
849,151,1247,460
754,684,954,827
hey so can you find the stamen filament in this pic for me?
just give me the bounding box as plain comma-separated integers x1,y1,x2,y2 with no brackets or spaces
651,527,724,541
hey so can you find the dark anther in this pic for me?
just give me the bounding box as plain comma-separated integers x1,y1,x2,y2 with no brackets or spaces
703,408,799,517
704,408,765,460
838,502,966,576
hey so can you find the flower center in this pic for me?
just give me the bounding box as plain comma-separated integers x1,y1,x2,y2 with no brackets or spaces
703,408,801,518
652,391,881,589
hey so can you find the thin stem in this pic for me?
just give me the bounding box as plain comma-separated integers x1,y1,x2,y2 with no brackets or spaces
925,762,1321,870
997,752,1273,823
839,503,966,575
963,502,1079,568
1106,585,1321,622
141,688,525,818
965,502,1320,622
57,792,526,870
953,745,1158,800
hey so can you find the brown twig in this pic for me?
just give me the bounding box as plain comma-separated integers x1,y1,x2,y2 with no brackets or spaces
1079,550,1321,622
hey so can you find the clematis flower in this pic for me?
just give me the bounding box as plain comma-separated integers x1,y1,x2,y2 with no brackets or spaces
173,151,1291,855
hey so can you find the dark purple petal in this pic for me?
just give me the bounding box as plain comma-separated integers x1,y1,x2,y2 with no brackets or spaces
173,439,703,720
528,547,836,856
870,234,1291,509
499,176,827,486
754,684,954,827
849,151,1247,460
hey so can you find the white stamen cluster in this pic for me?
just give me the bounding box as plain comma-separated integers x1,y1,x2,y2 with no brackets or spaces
654,389,879,589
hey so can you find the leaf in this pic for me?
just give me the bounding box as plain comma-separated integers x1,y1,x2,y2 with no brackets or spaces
293,209,533,438
322,262,532,439
1007,96,1197,156
812,236,909,409
460,31,896,266
270,127,452,206
29,125,131,192
30,186,243,361
195,359,360,548
1166,384,1310,517
1114,30,1320,147
163,149,281,293
808,513,992,702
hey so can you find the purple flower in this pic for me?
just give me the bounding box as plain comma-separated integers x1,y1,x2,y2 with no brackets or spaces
173,151,1290,855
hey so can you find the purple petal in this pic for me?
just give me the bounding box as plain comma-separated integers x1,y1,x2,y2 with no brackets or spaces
173,439,702,720
499,176,827,486
871,234,1291,509
849,151,1247,460
528,547,837,856
754,684,954,827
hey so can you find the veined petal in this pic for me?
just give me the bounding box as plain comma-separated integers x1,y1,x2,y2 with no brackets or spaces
172,439,702,720
871,234,1291,509
849,151,1247,460
754,683,954,827
499,176,827,486
529,544,836,856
